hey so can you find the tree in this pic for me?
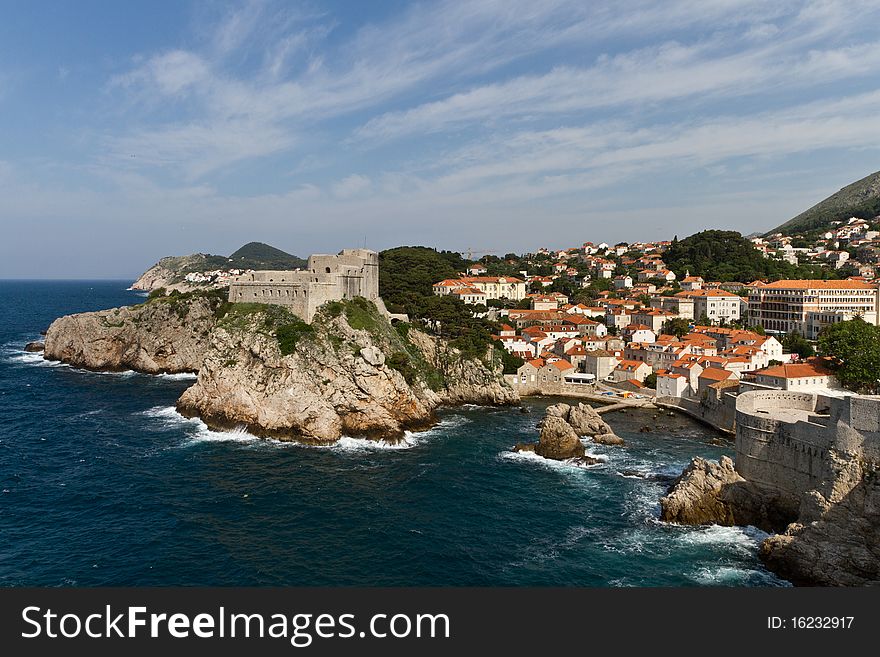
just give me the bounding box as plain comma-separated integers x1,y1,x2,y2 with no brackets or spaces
661,229,834,282
818,318,880,393
781,332,815,359
662,317,691,338
643,372,657,389
696,313,711,326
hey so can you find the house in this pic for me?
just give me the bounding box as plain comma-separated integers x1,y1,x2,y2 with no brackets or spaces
516,358,544,385
651,295,694,319
618,379,645,392
697,367,738,395
629,308,676,333
450,287,487,305
530,295,558,311
582,349,620,380
669,357,704,392
622,324,656,344
573,317,608,338
610,360,652,383
740,359,840,391
681,274,704,291
613,275,633,290
656,371,689,398
605,309,631,330
539,359,575,384
433,275,527,303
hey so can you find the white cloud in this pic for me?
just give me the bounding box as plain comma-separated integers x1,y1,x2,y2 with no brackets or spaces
332,174,371,198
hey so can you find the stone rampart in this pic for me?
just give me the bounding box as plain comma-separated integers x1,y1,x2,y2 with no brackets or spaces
734,390,880,504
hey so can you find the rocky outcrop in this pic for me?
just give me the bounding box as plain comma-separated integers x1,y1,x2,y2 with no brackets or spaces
43,293,219,373
660,457,743,525
175,303,517,444
406,329,518,407
130,254,211,293
42,293,516,443
760,470,880,586
177,310,436,443
659,456,797,532
534,416,586,460
24,341,44,352
513,403,605,464
544,402,623,445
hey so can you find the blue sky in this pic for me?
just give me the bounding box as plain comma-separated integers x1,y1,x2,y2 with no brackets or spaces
1,0,880,278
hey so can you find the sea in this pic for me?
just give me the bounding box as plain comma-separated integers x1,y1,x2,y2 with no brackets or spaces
0,280,789,586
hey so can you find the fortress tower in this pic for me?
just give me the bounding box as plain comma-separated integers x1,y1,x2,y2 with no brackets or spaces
227,248,381,323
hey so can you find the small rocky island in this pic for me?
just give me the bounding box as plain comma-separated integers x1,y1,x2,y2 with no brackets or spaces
661,390,880,586
514,402,624,465
42,249,518,444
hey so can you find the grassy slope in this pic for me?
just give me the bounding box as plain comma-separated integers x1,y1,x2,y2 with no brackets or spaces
768,170,880,236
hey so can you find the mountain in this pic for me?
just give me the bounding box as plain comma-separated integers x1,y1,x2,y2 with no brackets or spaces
228,242,306,270
768,170,880,236
130,242,306,292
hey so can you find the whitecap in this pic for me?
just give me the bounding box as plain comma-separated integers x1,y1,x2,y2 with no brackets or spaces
5,351,50,365
156,372,199,381
678,524,769,557
499,449,605,470
315,434,421,452
690,565,763,586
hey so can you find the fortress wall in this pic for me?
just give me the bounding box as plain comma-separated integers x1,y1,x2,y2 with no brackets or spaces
228,249,381,323
734,390,880,500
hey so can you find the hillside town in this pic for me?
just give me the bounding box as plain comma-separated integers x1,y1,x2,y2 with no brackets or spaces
432,217,880,413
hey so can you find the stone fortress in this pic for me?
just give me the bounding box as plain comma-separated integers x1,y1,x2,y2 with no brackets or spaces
228,248,385,323
734,390,880,506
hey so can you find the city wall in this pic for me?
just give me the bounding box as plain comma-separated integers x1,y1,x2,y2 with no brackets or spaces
734,390,880,503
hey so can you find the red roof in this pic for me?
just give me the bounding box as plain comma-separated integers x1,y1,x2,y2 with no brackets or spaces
753,360,832,379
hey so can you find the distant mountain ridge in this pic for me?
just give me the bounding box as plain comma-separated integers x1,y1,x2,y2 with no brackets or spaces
768,170,880,236
228,242,306,270
130,242,306,292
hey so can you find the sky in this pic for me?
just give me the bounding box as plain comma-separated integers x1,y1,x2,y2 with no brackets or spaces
1,0,880,278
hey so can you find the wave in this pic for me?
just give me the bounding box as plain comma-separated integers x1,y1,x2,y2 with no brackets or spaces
139,406,447,451
677,524,769,556
690,565,783,586
3,348,197,381
499,449,606,471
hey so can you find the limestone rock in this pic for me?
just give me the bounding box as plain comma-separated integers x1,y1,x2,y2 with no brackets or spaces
24,341,44,353
541,402,622,443
660,456,798,532
534,416,585,460
43,295,216,373
759,474,880,586
359,346,385,367
660,456,744,526
43,295,517,445
593,432,625,446
405,329,518,407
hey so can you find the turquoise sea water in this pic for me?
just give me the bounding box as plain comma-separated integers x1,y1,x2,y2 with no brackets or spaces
0,281,789,586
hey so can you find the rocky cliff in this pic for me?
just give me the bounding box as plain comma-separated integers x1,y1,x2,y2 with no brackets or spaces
660,453,877,585
43,290,223,373
177,300,516,443
44,292,517,443
130,255,211,293
659,457,797,533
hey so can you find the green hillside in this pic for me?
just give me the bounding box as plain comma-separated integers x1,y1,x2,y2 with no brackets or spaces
768,170,880,236
663,230,833,282
227,242,306,269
